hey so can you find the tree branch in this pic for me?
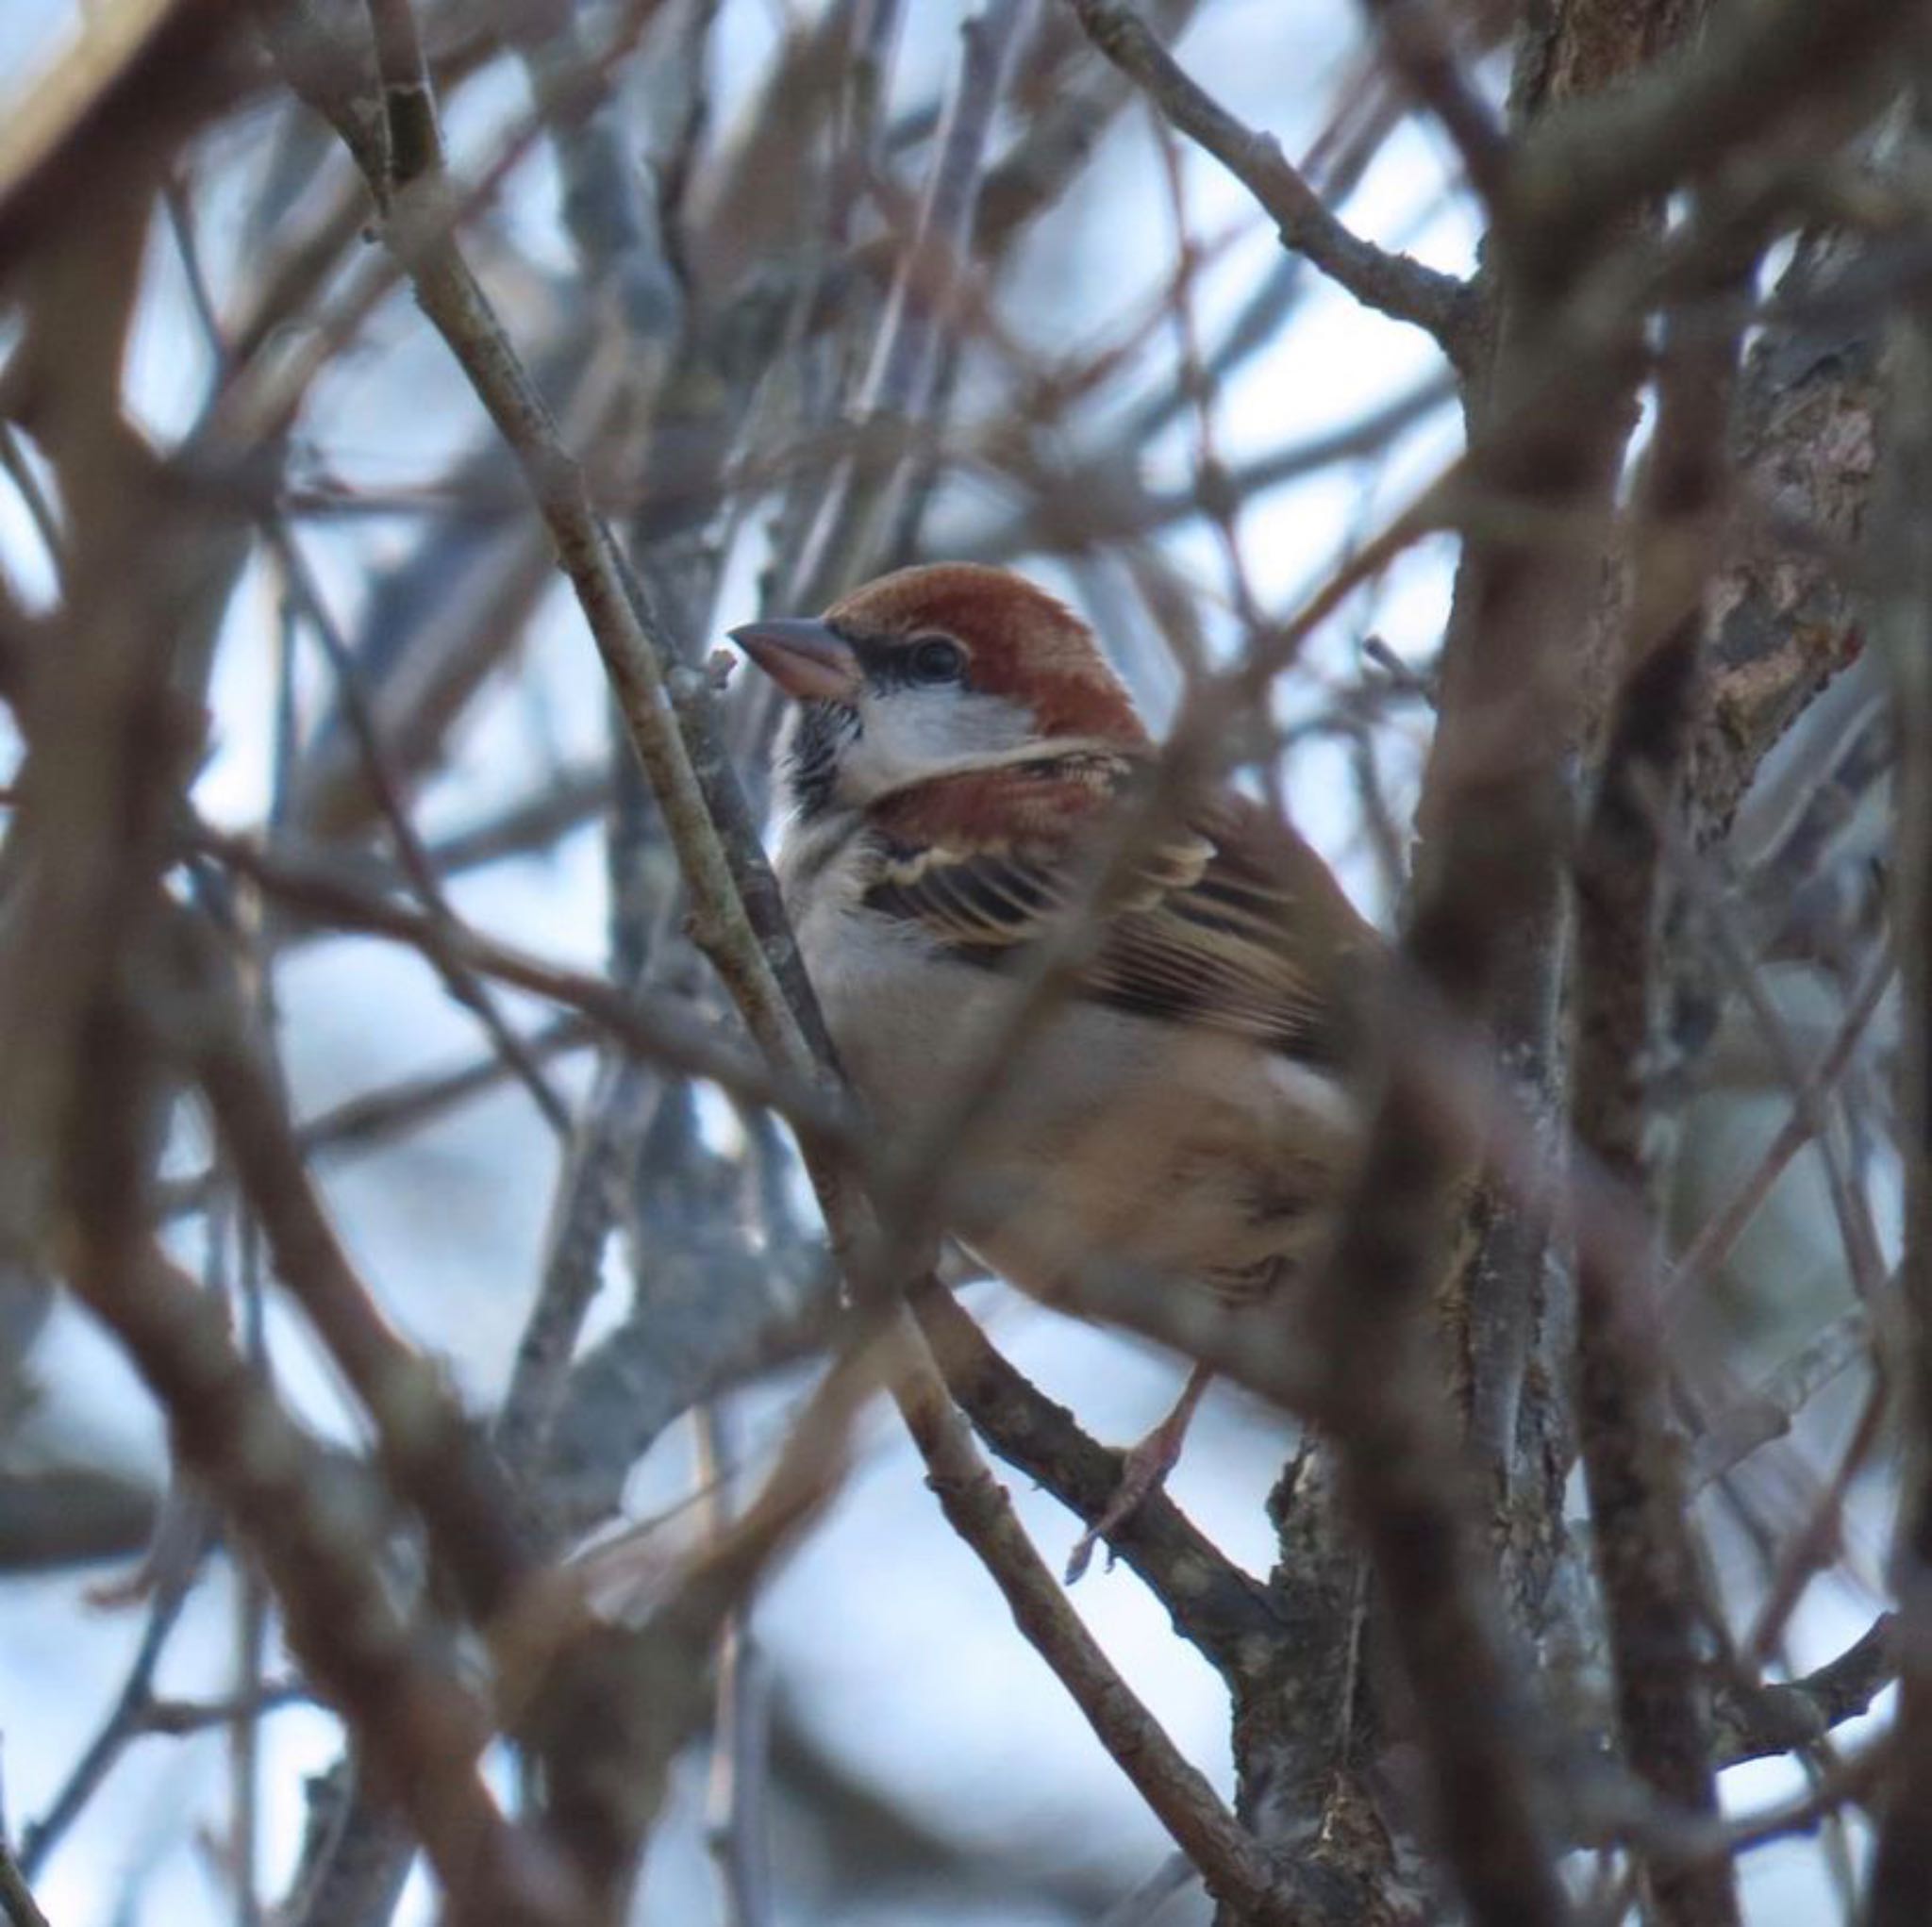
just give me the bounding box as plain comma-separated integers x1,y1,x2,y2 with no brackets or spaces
1063,0,1474,357
1507,0,1918,266
1568,213,1750,1927
909,1279,1284,1676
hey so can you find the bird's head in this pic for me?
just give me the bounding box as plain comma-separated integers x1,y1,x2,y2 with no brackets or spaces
732,563,1147,818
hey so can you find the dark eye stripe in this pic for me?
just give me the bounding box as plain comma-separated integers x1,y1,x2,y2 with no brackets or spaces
841,628,971,691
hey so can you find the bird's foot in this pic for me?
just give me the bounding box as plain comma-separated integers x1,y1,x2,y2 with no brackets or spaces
1064,1365,1212,1584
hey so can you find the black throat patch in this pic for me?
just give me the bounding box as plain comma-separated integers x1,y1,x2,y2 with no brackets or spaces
784,699,860,820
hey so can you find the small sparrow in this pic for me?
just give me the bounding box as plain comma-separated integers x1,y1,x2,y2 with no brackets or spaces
733,563,1377,1574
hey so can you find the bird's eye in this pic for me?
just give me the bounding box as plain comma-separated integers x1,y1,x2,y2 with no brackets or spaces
907,635,967,685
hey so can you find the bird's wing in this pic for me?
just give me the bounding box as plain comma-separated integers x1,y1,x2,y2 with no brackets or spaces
862,754,1374,1068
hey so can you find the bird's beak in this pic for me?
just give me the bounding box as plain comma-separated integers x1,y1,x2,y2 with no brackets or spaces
728,618,862,702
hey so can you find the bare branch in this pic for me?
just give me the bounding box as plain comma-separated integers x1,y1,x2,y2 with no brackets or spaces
1690,1307,1874,1493
1714,1616,1895,1768
909,1278,1283,1674
784,0,1030,607
882,1305,1310,1925
1672,954,1892,1298
1064,0,1474,355
1507,0,1918,265
1359,0,1509,206
1568,211,1751,1927
65,1088,567,1920
0,1840,49,1927
189,922,539,1632
194,827,843,1140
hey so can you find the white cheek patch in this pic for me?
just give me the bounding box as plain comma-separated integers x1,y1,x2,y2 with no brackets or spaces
837,688,1036,800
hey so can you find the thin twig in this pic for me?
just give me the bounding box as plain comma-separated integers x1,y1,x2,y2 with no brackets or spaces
159,1017,592,1222
1359,0,1508,205
63,1003,567,1921
784,0,1029,608
257,523,574,1138
1670,953,1893,1300
0,1840,49,1927
1660,831,1890,1306
692,1400,774,1927
19,1533,207,1878
192,825,842,1140
186,923,541,1636
1690,1307,1874,1493
1064,0,1474,355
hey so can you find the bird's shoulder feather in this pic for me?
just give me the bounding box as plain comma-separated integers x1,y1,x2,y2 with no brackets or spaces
858,752,1375,1068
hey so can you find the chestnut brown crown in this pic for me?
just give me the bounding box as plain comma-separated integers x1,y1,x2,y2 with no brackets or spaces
734,563,1149,747
825,563,1147,744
